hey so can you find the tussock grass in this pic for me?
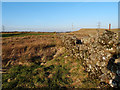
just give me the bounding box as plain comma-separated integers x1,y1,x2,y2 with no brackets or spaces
2,34,62,67
2,31,101,88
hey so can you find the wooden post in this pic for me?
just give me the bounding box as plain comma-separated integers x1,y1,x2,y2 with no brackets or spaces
109,24,111,30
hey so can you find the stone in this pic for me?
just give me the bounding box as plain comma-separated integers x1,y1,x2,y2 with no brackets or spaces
115,58,120,63
109,80,114,87
111,80,118,87
7,79,11,82
41,63,44,65
102,56,106,60
58,30,119,88
101,62,106,67
101,67,108,74
108,47,116,54
116,70,120,76
96,61,101,66
99,74,108,82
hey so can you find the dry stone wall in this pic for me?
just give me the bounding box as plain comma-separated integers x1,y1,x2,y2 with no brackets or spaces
58,30,120,88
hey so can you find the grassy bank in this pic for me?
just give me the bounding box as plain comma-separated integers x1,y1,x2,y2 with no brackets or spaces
2,31,101,88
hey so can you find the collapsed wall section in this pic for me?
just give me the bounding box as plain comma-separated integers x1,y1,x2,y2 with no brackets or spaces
58,30,120,88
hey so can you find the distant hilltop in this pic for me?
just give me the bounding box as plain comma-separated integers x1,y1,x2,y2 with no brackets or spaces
79,28,120,31
70,28,120,36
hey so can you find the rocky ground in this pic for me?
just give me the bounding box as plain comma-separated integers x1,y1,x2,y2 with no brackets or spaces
1,30,120,88
58,30,120,88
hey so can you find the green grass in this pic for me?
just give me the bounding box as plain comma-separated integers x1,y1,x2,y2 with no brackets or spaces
2,51,100,89
2,61,72,88
1,32,55,37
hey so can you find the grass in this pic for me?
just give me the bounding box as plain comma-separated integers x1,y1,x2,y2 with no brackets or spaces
1,32,55,37
2,47,100,88
2,33,71,88
2,62,72,88
2,31,103,88
2,65,37,88
2,34,61,67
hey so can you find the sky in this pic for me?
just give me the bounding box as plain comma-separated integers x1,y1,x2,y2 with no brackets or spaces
2,0,120,2
2,2,118,32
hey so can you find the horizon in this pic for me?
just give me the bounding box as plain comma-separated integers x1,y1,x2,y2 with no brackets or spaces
2,2,118,32
1,28,119,33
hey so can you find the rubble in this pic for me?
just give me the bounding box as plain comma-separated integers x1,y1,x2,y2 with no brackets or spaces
58,30,120,88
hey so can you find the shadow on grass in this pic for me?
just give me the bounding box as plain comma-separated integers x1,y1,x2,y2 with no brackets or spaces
2,33,21,37
1,33,55,37
43,45,56,49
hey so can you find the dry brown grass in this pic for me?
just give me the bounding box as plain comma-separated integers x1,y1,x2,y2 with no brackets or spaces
2,34,62,67
2,29,119,67
2,30,104,88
